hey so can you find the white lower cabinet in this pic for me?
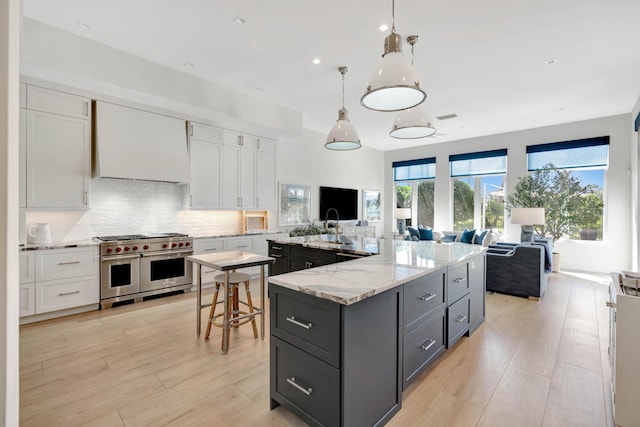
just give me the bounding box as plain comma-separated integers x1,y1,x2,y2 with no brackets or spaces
19,247,99,320
192,238,225,285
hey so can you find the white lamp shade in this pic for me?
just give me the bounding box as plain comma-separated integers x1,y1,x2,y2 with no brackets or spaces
325,108,361,151
390,105,437,139
511,207,545,225
361,51,426,112
395,207,411,219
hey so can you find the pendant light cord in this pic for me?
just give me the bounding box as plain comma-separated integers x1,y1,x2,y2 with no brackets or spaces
391,0,396,33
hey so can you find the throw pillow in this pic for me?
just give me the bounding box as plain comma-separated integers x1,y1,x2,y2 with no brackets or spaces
407,227,420,240
474,229,488,245
442,234,457,242
418,227,433,241
461,228,476,244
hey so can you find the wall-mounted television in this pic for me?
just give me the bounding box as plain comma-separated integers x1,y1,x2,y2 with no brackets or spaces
319,186,358,220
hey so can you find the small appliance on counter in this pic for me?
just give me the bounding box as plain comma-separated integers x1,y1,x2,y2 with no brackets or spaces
28,223,52,244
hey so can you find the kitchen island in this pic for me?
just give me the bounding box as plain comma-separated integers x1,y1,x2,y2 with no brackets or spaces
267,236,486,426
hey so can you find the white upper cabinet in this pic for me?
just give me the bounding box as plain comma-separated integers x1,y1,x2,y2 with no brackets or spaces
19,108,26,208
24,86,91,209
255,137,277,153
188,122,223,209
256,151,277,211
19,83,26,108
27,85,90,119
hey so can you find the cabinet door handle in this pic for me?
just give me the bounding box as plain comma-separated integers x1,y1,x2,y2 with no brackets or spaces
190,124,194,136
256,197,260,207
286,377,312,396
58,261,80,265
83,191,88,205
420,338,436,351
606,301,616,308
453,277,466,283
286,316,312,330
256,139,261,150
190,195,193,207
58,290,80,296
418,293,437,302
455,315,468,323
83,102,89,116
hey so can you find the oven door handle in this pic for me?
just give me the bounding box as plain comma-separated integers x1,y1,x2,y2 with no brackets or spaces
142,250,194,257
101,254,141,262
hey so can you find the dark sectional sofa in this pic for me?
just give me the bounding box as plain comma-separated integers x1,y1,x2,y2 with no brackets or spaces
485,238,553,299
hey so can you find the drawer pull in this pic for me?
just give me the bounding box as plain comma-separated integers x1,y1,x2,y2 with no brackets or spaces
58,290,80,296
418,293,437,302
204,248,218,252
236,245,248,248
273,246,283,250
606,301,616,308
455,315,468,323
420,339,436,351
271,254,282,258
287,377,312,396
286,316,313,330
58,261,81,265
453,277,466,283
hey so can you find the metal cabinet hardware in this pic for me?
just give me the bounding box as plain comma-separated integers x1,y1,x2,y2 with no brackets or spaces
83,102,89,116
453,277,466,283
256,139,261,149
256,197,260,207
273,246,282,250
58,290,80,296
101,254,140,262
418,293,437,302
204,248,218,252
57,261,80,265
420,339,436,351
271,254,282,258
304,261,313,269
190,124,194,136
606,301,616,308
236,245,248,248
287,377,312,396
286,316,313,330
455,315,468,323
83,191,88,205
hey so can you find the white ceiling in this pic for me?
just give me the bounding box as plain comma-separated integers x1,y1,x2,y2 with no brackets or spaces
22,0,640,151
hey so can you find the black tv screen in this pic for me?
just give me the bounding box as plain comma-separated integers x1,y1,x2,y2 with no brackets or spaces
319,186,358,220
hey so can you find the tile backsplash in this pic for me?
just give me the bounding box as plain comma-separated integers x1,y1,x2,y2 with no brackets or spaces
25,179,245,242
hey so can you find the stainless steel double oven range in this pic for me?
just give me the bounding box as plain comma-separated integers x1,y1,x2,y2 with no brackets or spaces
97,233,193,308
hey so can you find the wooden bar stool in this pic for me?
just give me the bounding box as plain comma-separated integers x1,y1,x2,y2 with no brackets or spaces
204,272,258,348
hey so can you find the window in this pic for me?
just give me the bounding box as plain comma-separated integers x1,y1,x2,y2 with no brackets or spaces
526,136,609,241
450,149,507,232
393,158,435,229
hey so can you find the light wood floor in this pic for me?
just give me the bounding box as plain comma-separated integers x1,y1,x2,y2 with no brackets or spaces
20,271,615,427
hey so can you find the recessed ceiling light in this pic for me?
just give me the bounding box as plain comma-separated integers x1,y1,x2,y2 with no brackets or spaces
379,24,388,32
76,20,90,30
234,15,246,24
312,58,321,65
184,62,195,68
545,58,557,65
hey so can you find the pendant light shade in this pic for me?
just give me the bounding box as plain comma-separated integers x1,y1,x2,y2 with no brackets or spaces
326,66,361,151
360,3,426,112
390,104,436,139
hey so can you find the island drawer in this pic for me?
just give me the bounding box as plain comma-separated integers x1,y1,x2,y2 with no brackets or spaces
270,284,341,367
447,293,470,348
403,308,446,388
447,262,470,304
271,336,340,427
403,269,446,333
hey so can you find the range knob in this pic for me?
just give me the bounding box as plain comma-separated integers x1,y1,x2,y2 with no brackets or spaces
132,246,139,251
178,242,184,247
185,242,191,247
115,247,122,253
124,246,130,252
162,243,168,249
106,247,113,254
172,243,178,248
143,244,149,250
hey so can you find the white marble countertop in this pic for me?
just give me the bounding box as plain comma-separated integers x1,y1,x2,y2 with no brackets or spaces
188,251,274,271
267,234,381,255
20,239,99,251
268,238,485,306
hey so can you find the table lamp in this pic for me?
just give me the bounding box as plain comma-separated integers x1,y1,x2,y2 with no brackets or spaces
395,208,411,234
511,207,545,242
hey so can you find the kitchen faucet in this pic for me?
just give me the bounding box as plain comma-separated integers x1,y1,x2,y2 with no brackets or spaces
325,208,340,243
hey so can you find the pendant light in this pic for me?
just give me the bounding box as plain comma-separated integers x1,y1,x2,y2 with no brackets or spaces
390,35,437,139
326,66,362,151
360,0,426,112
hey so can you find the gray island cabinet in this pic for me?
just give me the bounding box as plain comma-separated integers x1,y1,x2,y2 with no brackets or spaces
268,237,485,426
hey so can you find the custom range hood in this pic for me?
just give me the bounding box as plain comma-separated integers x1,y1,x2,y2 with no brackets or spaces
94,101,191,183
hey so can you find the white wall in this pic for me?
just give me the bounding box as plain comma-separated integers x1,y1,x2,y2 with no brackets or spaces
1,0,20,424
631,94,640,270
385,114,632,273
277,128,385,236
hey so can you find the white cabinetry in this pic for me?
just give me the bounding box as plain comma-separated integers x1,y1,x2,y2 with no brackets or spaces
609,273,640,427
19,247,99,321
188,122,223,209
192,238,225,286
24,85,91,209
256,151,277,211
19,108,26,208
